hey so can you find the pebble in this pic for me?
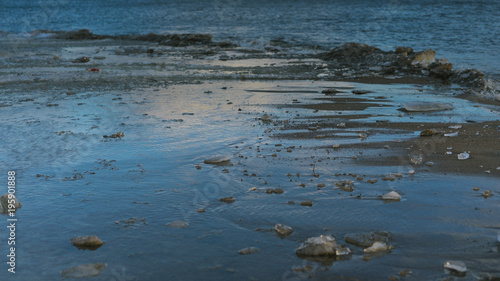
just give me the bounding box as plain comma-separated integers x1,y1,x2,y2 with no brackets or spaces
70,236,104,250
457,152,470,160
275,224,293,236
381,191,401,201
196,208,206,213
266,188,284,194
444,260,467,274
238,247,260,255
420,129,438,136
261,114,271,122
219,196,235,203
61,263,107,278
482,190,493,199
300,200,313,207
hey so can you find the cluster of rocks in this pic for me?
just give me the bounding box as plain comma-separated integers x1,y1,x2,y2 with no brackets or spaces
319,43,487,91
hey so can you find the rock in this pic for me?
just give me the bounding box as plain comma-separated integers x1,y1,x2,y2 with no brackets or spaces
166,220,188,228
321,43,381,61
383,174,396,181
428,59,454,79
196,208,206,213
275,224,293,236
70,235,104,250
444,132,459,137
60,263,107,278
266,188,284,194
444,260,467,274
103,131,124,138
335,180,354,192
0,194,21,213
195,164,202,170
295,235,337,256
451,68,486,89
457,151,470,160
300,200,313,207
395,46,413,55
322,88,341,95
352,90,371,95
204,155,231,165
412,49,436,66
219,196,235,203
364,241,393,253
367,179,378,184
403,101,453,112
420,129,438,136
482,190,493,199
345,231,390,247
261,114,271,122
382,191,401,201
335,244,352,256
73,56,90,63
399,269,413,277
239,247,260,255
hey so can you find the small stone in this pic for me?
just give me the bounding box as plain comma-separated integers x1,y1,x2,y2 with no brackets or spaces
382,191,401,201
473,187,480,191
352,90,371,95
166,220,188,228
403,101,453,112
425,161,434,167
317,183,325,188
333,144,340,149
399,269,413,277
409,170,415,175
335,180,354,192
275,224,293,236
444,260,467,274
345,231,390,247
367,179,378,184
364,241,393,253
383,174,396,181
73,56,90,63
238,247,260,255
204,155,231,165
219,196,235,203
195,164,202,170
0,193,22,213
261,114,271,122
296,235,337,256
420,129,438,136
300,200,313,207
322,88,341,95
482,190,493,199
103,131,124,138
266,188,284,194
196,208,206,213
61,263,106,278
457,152,470,160
70,236,104,250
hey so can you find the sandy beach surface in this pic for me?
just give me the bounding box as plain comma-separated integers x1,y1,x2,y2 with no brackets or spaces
1,36,499,280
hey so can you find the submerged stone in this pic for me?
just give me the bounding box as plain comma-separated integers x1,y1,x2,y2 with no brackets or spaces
60,263,106,278
166,220,189,228
238,247,260,255
203,155,231,165
296,235,337,256
345,231,390,247
274,224,293,236
219,196,235,203
403,101,453,112
70,235,104,250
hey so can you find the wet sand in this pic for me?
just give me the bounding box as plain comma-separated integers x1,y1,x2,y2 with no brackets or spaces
0,36,499,280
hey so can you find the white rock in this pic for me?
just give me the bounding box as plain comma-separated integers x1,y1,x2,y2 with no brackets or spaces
457,152,470,160
449,125,462,129
274,224,293,236
408,170,415,175
444,132,458,137
444,260,467,273
61,263,107,278
166,220,188,228
382,191,401,201
403,101,453,112
364,241,393,253
296,235,337,256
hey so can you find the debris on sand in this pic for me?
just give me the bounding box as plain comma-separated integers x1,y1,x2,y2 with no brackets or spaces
296,235,351,257
103,131,124,138
70,236,104,250
444,260,467,275
238,247,260,255
166,220,189,228
381,191,401,201
363,241,393,253
219,196,235,203
0,194,22,213
61,263,107,278
403,101,453,112
274,224,293,236
204,155,231,165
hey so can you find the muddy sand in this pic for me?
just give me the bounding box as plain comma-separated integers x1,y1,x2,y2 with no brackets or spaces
0,35,499,280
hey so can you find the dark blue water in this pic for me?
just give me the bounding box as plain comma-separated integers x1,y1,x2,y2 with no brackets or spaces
0,0,499,76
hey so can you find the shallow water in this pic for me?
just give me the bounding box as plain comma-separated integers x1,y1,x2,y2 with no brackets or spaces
1,79,499,280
